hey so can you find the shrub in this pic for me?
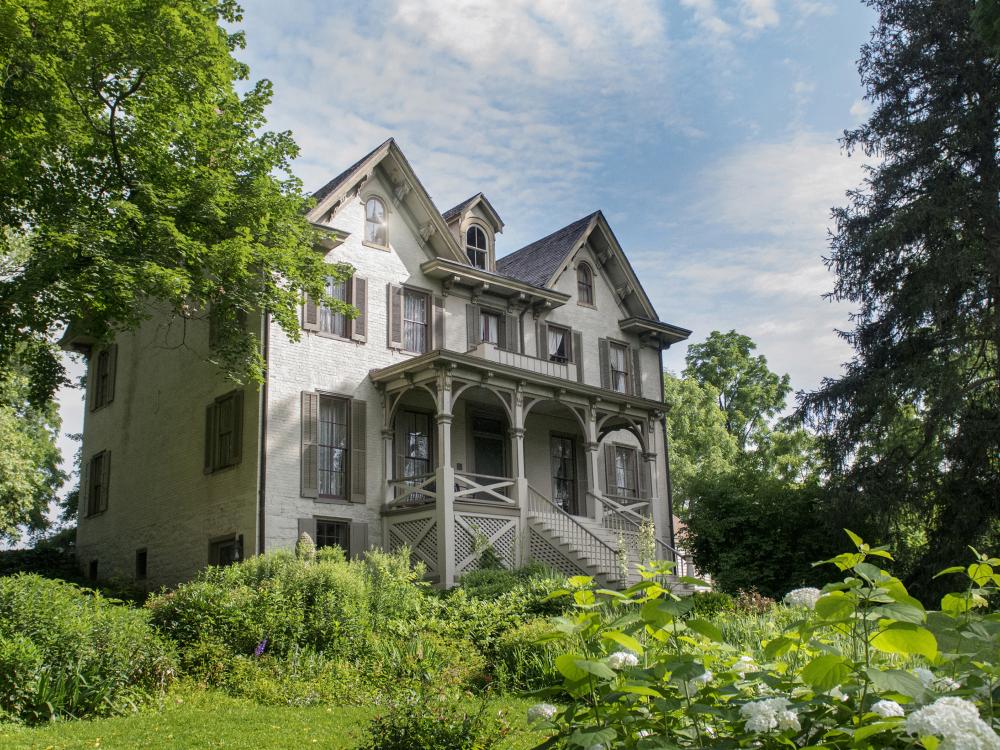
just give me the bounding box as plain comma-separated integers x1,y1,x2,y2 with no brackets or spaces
360,693,511,750
688,590,735,618
366,631,487,695
491,618,558,691
222,648,371,706
0,574,175,723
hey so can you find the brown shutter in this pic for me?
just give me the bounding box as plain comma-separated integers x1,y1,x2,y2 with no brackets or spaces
598,338,611,389
79,459,90,518
301,391,319,498
432,296,445,349
231,390,244,465
536,322,548,359
631,347,643,397
87,354,96,412
297,517,317,543
350,399,367,503
204,403,217,473
394,417,406,480
466,304,481,349
639,455,652,499
350,277,367,342
302,295,320,331
387,284,403,348
505,313,520,353
573,332,584,382
106,344,117,405
99,451,111,512
602,444,615,495
349,522,368,560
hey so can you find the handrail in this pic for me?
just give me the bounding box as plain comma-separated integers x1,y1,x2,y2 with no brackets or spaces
454,471,515,505
587,491,691,573
527,484,622,582
387,473,436,508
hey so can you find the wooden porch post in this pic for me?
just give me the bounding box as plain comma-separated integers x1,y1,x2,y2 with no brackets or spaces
512,384,529,566
584,403,603,520
435,370,456,587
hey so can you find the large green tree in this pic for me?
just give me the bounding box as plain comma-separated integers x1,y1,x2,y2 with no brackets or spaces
799,0,1000,586
0,0,345,406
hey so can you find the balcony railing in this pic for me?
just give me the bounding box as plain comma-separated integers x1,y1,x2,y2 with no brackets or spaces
469,342,578,381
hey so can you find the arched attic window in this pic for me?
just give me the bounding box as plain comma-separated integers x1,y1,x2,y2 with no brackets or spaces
466,226,488,269
577,262,594,305
365,197,387,247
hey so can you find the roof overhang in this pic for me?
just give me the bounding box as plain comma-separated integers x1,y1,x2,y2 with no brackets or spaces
420,258,569,308
619,317,692,348
309,222,349,251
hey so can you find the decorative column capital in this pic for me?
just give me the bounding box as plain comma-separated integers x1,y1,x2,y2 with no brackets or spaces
585,441,600,452
642,451,658,462
381,428,394,440
436,412,453,425
511,427,526,439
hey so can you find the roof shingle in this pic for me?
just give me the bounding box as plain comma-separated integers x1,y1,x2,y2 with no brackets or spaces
441,193,481,223
495,212,598,287
311,139,392,204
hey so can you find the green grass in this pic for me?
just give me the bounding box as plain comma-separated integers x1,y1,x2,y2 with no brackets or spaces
0,689,546,750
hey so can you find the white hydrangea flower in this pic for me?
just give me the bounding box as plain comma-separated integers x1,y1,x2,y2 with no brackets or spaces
872,699,905,718
782,587,822,609
527,703,557,723
607,650,639,669
828,686,849,702
905,697,1000,750
914,668,935,687
914,668,962,692
740,697,801,733
682,669,713,695
733,655,756,675
937,676,962,692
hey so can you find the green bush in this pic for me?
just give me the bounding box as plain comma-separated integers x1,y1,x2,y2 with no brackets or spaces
490,618,558,691
0,574,175,724
360,693,510,750
222,649,371,707
688,590,735,618
457,563,559,601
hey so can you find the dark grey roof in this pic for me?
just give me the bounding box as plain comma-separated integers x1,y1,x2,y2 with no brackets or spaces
441,193,481,223
496,212,598,287
311,139,392,204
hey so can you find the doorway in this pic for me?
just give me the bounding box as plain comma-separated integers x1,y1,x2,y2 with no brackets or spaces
550,434,579,515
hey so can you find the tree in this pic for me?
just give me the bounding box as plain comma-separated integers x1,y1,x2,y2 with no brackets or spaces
684,331,791,449
0,0,348,406
798,0,1000,586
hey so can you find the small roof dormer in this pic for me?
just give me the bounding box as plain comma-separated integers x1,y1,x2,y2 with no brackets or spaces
441,192,504,272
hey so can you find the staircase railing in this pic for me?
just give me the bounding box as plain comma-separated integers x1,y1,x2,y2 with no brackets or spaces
527,484,621,581
587,492,693,577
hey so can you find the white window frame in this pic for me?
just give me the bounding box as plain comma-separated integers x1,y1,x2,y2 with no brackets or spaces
364,196,388,248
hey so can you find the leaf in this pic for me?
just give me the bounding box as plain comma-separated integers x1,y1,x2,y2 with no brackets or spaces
568,728,616,748
601,630,644,655
853,721,902,741
933,566,966,579
685,618,724,642
678,576,712,587
854,561,884,582
967,562,993,586
554,653,586,682
577,659,617,680
815,592,854,621
800,654,852,690
567,575,594,588
764,636,795,659
865,668,927,699
871,622,938,660
619,684,664,698
845,528,864,548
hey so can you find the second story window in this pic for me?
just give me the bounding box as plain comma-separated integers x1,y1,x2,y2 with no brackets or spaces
481,310,500,344
319,277,349,338
403,288,429,353
205,390,244,473
90,345,117,411
547,325,571,363
610,342,630,393
577,263,594,305
466,226,488,269
365,197,387,246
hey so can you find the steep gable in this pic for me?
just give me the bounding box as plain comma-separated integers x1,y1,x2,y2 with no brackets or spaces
496,213,597,288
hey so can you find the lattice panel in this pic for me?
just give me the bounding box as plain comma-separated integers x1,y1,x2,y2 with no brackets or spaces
528,528,586,578
455,514,517,573
387,517,438,574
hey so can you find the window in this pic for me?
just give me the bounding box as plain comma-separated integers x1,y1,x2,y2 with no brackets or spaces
551,436,578,514
365,197,387,246
481,310,500,344
86,450,110,516
319,276,349,338
398,410,432,479
613,445,639,498
466,226,488,269
316,519,350,552
402,288,429,353
91,345,116,410
318,396,349,499
610,342,630,393
135,549,147,580
88,560,98,581
209,536,242,566
577,263,594,305
204,390,244,473
547,325,571,363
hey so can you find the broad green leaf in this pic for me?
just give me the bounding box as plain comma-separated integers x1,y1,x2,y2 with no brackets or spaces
678,575,712,587
765,636,795,659
686,618,724,642
854,561,884,582
555,653,587,681
871,602,926,624
865,668,927,699
845,529,864,548
578,658,617,680
567,575,593,588
853,721,902,741
933,566,966,578
568,728,616,748
815,592,854,621
968,562,993,586
801,654,852,690
601,630,644,654
619,684,664,698
871,623,938,660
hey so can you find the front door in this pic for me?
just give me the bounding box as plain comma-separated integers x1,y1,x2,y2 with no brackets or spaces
550,435,579,515
472,415,507,500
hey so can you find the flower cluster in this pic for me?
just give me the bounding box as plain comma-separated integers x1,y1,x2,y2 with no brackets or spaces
607,651,639,669
904,697,1000,750
782,587,821,609
915,667,961,692
872,699,904,718
739,697,801,733
527,703,558,724
732,655,756,675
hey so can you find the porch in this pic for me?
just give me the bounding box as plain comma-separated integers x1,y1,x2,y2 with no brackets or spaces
370,346,690,587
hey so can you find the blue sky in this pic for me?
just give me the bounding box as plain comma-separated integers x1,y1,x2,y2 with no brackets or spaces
53,0,877,493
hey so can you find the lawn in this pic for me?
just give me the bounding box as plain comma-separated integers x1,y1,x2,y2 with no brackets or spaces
0,689,546,750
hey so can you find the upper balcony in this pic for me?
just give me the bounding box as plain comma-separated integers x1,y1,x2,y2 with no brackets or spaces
467,341,578,381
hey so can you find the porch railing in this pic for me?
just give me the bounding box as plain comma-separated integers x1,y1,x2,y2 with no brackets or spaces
454,471,515,505
588,491,693,576
469,342,578,381
387,473,436,508
528,484,621,581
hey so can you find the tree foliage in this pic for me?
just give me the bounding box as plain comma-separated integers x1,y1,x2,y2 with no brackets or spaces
798,0,1000,585
0,0,346,405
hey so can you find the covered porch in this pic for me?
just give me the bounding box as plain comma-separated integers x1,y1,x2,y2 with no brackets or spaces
370,346,687,587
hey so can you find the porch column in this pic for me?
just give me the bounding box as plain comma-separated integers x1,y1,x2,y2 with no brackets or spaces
435,372,456,587
511,385,529,565
382,428,394,507
584,403,603,520
643,451,663,535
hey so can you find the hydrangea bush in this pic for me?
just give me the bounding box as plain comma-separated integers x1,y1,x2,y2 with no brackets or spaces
529,531,1000,749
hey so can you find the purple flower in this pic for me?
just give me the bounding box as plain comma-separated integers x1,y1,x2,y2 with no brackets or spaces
254,638,268,657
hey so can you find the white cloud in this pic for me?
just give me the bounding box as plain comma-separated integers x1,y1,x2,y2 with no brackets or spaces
849,97,872,122
680,0,734,39
740,0,780,31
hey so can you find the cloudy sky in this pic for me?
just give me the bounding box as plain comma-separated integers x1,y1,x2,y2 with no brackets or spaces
54,0,876,488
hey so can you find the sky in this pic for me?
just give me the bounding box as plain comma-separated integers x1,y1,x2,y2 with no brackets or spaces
53,0,878,499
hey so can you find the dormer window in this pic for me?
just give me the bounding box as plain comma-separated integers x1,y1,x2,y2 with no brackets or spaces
365,197,387,247
466,226,488,269
577,262,594,305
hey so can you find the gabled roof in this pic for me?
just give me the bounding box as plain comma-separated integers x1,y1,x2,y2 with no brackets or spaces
496,212,598,288
441,194,479,223
441,192,504,232
311,139,392,204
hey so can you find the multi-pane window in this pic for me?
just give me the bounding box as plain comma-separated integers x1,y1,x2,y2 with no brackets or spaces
466,226,488,269
205,391,243,473
402,289,429,353
481,311,500,344
610,342,630,393
547,325,571,363
86,451,110,516
551,436,577,514
399,410,432,479
209,536,241,566
577,263,594,305
316,519,350,552
613,445,639,498
91,345,116,410
365,197,387,246
318,396,349,499
319,276,349,337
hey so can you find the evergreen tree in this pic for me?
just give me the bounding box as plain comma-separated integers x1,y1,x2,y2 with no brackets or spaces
799,0,1000,587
